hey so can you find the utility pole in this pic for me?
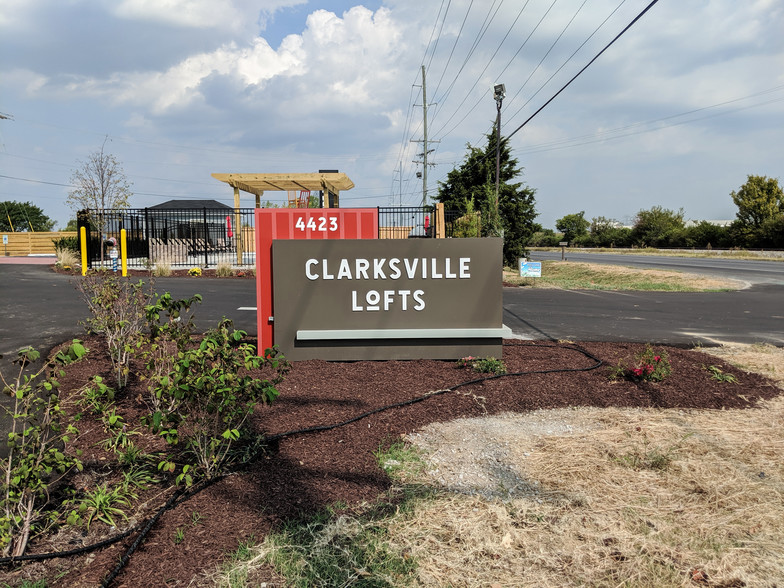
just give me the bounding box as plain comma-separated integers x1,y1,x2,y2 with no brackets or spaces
411,65,439,207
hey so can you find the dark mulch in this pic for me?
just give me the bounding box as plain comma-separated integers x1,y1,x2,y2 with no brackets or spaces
52,267,255,279
2,339,780,587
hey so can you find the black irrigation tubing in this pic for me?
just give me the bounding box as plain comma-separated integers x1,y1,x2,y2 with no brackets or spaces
266,341,603,442
0,523,141,566
2,341,602,584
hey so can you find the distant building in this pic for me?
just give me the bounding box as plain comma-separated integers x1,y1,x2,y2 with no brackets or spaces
149,199,232,210
685,219,733,228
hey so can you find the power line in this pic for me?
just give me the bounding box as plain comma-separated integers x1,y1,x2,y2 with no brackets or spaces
428,0,661,190
503,0,629,129
514,94,784,155
506,0,661,142
507,0,589,107
430,0,536,140
424,0,452,74
430,0,476,102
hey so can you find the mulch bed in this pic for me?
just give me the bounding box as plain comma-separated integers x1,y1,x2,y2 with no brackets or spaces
2,338,780,587
53,267,255,279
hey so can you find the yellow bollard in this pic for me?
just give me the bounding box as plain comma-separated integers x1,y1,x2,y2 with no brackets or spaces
80,226,88,276
120,228,128,277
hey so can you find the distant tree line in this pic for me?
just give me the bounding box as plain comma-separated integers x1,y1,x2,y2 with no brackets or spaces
532,175,784,249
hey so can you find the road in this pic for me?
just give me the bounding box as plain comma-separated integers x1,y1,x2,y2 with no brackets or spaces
2,262,782,363
529,251,784,286
502,286,784,346
0,266,257,362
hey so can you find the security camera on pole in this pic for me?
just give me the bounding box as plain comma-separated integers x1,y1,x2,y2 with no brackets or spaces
490,83,506,238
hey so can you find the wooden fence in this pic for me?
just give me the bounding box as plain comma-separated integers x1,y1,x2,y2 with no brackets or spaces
0,232,76,256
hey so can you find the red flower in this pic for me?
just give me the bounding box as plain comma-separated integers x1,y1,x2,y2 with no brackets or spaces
632,367,644,377
653,355,661,362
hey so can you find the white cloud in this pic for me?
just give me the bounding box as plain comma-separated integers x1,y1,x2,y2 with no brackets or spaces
33,5,407,119
112,0,305,30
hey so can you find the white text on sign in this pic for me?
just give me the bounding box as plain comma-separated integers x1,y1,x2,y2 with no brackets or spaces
305,256,471,313
295,216,339,233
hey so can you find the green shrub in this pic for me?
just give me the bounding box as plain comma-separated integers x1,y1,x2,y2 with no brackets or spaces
0,344,85,557
457,356,506,375
77,274,152,388
53,235,80,253
147,318,289,483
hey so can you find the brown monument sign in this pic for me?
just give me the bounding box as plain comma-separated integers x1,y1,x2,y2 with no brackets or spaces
272,238,507,360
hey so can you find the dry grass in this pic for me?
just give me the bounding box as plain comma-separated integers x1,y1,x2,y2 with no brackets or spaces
215,262,234,277
55,248,79,268
210,345,784,587
395,401,783,586
699,342,784,384
503,261,743,291
530,247,784,261
152,261,172,277
387,344,784,587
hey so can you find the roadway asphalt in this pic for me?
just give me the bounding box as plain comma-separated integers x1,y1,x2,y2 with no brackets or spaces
503,285,784,346
2,256,782,366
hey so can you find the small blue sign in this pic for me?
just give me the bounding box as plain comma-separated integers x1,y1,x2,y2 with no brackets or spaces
519,260,542,278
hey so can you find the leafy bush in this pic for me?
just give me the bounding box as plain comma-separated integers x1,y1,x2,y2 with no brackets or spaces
610,345,671,382
78,484,131,530
451,198,482,238
0,344,86,557
457,356,506,375
141,292,202,415
528,229,562,247
52,235,80,253
706,365,737,383
147,318,289,482
77,274,153,388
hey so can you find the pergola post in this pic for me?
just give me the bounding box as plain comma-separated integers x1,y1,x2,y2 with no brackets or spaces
234,187,242,265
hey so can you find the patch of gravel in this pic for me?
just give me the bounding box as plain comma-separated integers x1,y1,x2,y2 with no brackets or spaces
407,407,605,500
407,345,784,502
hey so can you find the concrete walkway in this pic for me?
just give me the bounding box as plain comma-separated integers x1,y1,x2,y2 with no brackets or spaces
0,255,56,265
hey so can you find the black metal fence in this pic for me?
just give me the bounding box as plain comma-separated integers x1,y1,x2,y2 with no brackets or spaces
79,205,467,268
78,208,257,269
376,206,465,239
377,206,436,239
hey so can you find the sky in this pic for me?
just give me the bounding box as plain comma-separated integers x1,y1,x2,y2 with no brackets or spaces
1,0,783,231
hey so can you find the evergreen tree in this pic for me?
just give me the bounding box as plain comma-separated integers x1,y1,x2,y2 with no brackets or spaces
435,127,537,265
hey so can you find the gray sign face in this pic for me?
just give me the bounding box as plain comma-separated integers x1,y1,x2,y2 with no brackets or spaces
272,238,504,360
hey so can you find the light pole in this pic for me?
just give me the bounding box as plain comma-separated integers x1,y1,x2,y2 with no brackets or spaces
493,83,505,237
493,84,505,203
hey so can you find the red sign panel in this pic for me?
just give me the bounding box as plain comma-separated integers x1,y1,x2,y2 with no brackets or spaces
254,209,379,353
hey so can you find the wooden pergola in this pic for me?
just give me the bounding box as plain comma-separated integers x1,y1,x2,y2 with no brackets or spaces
212,172,355,264
211,172,355,209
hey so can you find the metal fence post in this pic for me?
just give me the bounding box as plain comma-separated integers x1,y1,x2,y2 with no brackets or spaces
203,207,209,268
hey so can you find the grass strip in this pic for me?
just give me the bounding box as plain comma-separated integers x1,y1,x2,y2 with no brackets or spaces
504,260,740,291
